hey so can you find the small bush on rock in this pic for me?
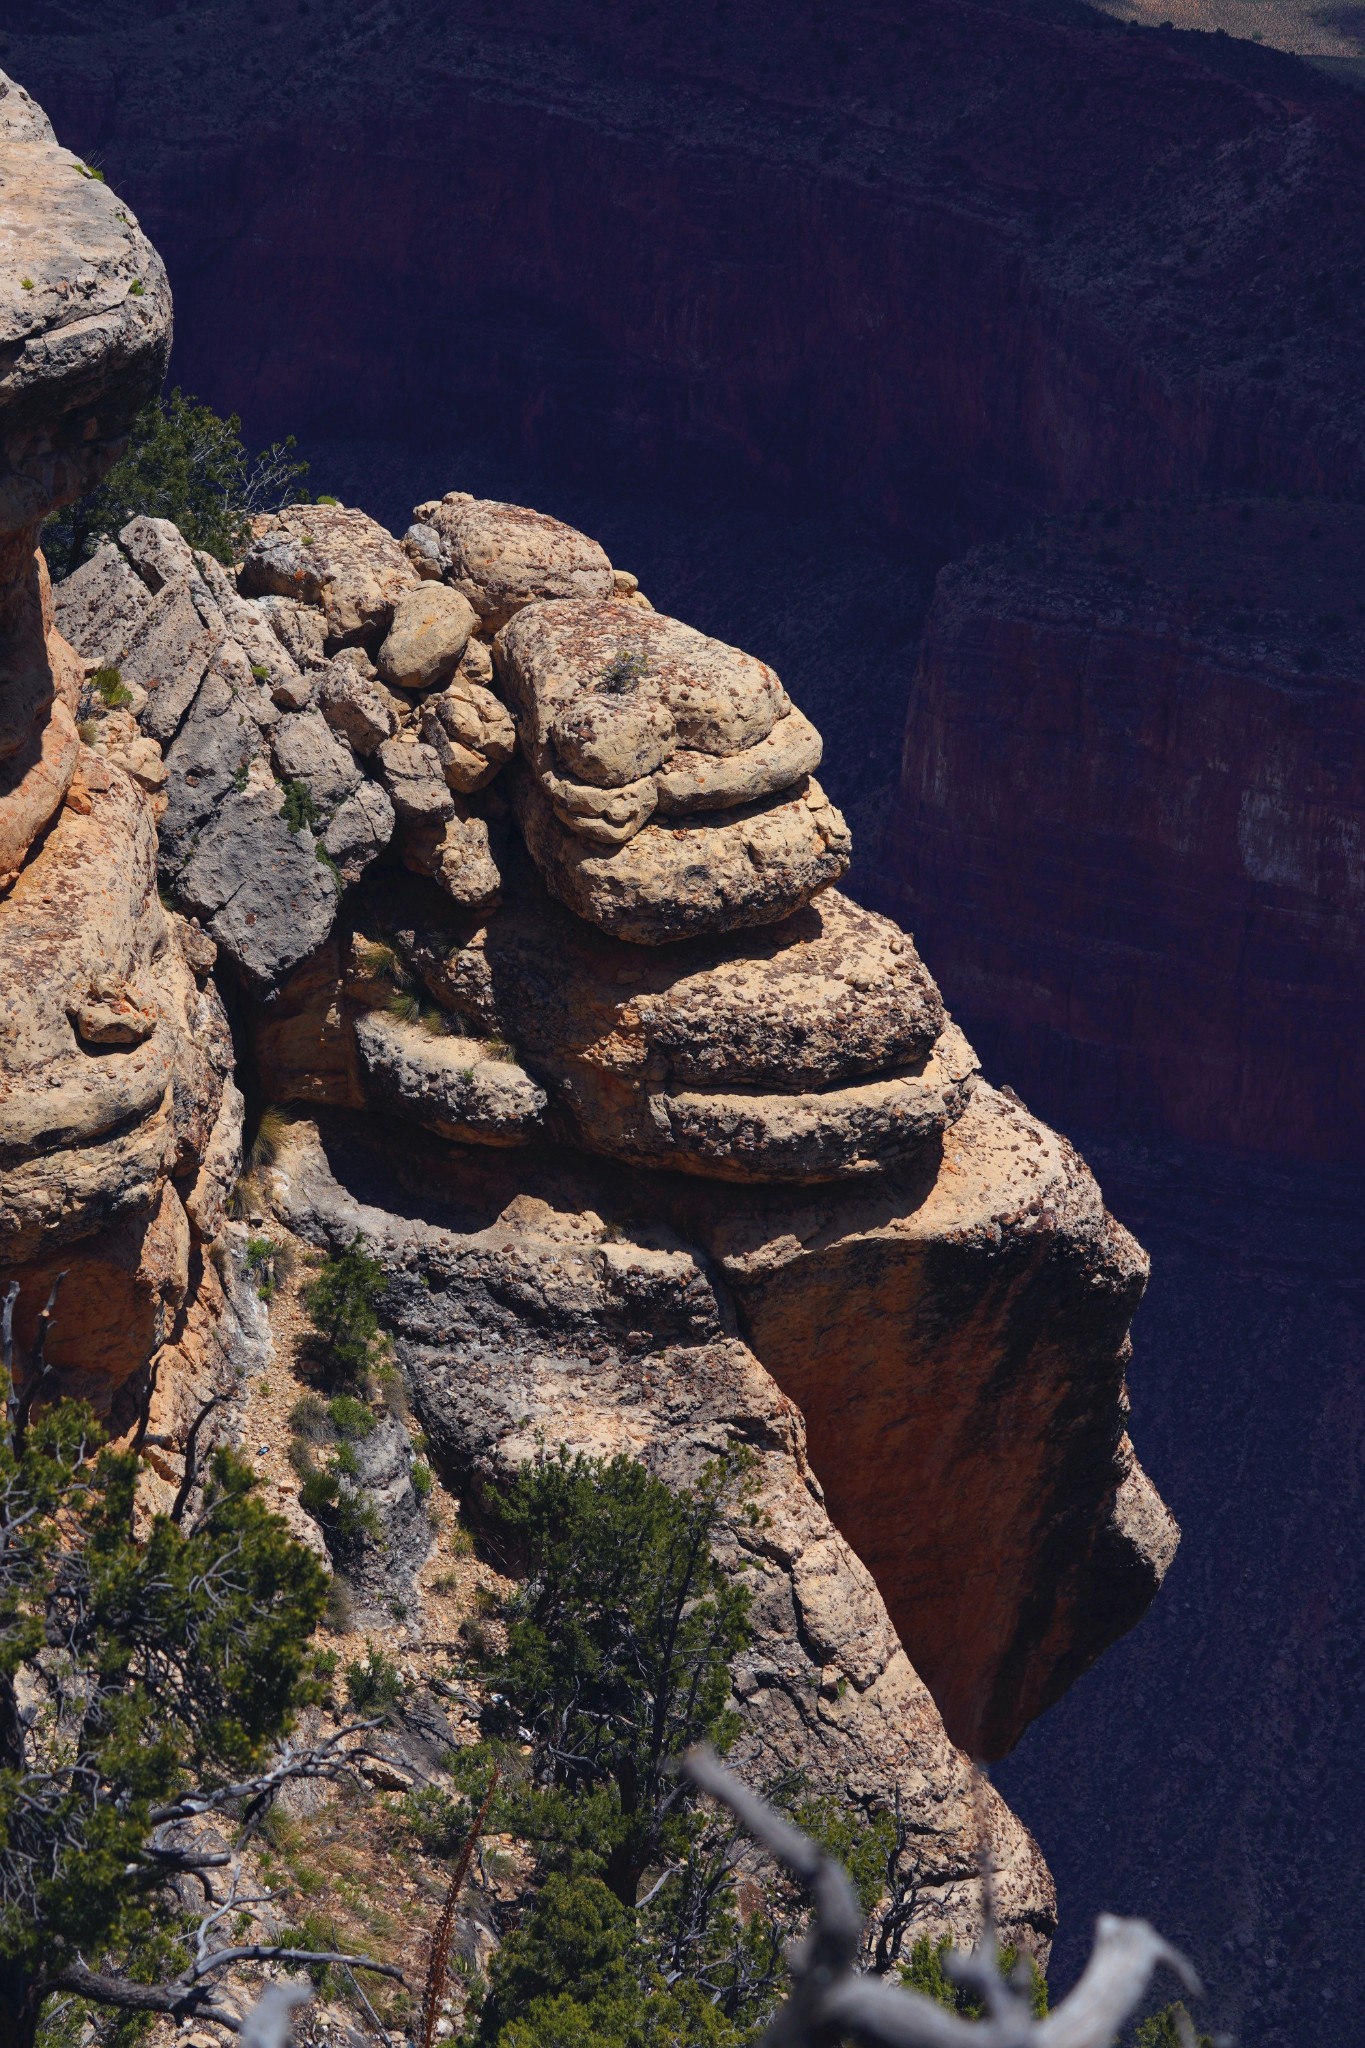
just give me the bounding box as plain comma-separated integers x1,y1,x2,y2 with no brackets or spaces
302,1235,387,1388
42,387,311,577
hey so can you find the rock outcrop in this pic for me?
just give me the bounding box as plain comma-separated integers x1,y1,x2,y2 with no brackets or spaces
886,497,1365,1165
0,82,237,1450
268,1109,1055,1958
45,451,1175,1773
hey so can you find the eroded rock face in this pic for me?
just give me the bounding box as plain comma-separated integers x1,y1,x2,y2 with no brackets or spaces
513,766,851,944
268,1112,1057,1958
0,74,234,1429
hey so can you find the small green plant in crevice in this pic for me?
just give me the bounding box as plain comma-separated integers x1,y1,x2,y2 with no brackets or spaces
355,937,406,985
20,277,33,292
76,160,105,181
92,665,132,708
314,494,340,506
328,1394,377,1441
315,840,344,893
128,278,145,296
385,987,421,1025
410,1460,434,1500
250,661,271,682
481,1035,518,1064
419,1006,451,1037
302,1234,387,1389
244,1233,292,1301
279,776,321,834
345,1641,403,1717
249,1103,292,1170
77,718,100,744
231,760,250,792
595,649,650,695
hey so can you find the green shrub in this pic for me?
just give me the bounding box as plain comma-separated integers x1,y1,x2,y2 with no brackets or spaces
595,651,650,695
328,1395,376,1441
302,1235,386,1387
93,666,132,708
410,1460,434,1500
0,1405,330,2041
902,1932,1047,2020
345,1642,403,1716
42,387,311,579
279,778,320,834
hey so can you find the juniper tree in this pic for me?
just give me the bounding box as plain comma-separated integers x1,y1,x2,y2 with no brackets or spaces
0,1397,396,2048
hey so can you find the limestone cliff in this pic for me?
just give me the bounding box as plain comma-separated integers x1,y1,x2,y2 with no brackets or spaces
0,74,238,1460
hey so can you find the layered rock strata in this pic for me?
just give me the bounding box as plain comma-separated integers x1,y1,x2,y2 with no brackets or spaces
887,497,1365,1164
0,86,237,1455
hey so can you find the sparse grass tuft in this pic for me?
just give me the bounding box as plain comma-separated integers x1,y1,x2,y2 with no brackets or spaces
93,666,132,708
386,988,421,1025
249,1104,292,1169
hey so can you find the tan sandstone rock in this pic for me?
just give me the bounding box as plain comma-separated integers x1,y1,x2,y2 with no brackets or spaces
496,597,811,847
512,763,851,944
377,581,478,690
239,502,421,649
420,494,615,630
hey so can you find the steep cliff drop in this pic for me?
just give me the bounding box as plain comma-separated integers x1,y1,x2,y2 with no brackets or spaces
0,74,243,1468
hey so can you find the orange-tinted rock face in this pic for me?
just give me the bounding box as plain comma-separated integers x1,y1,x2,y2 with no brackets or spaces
683,1084,1175,1759
885,500,1365,1164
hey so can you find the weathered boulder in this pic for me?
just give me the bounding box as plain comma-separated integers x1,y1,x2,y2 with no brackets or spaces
173,780,339,994
0,70,170,549
267,1111,1056,1959
377,580,478,690
418,493,614,631
497,597,813,847
322,777,395,887
513,764,850,944
271,707,363,813
419,675,515,793
317,648,400,754
239,502,420,649
353,1010,547,1147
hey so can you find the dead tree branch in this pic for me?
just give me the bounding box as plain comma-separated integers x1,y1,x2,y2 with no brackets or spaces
683,1747,1201,2048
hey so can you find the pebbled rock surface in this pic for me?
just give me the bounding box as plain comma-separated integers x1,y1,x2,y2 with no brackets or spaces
239,502,420,650
267,1110,1057,1960
496,596,805,848
420,494,615,631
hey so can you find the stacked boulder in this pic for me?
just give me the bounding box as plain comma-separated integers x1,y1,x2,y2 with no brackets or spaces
138,490,937,1184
